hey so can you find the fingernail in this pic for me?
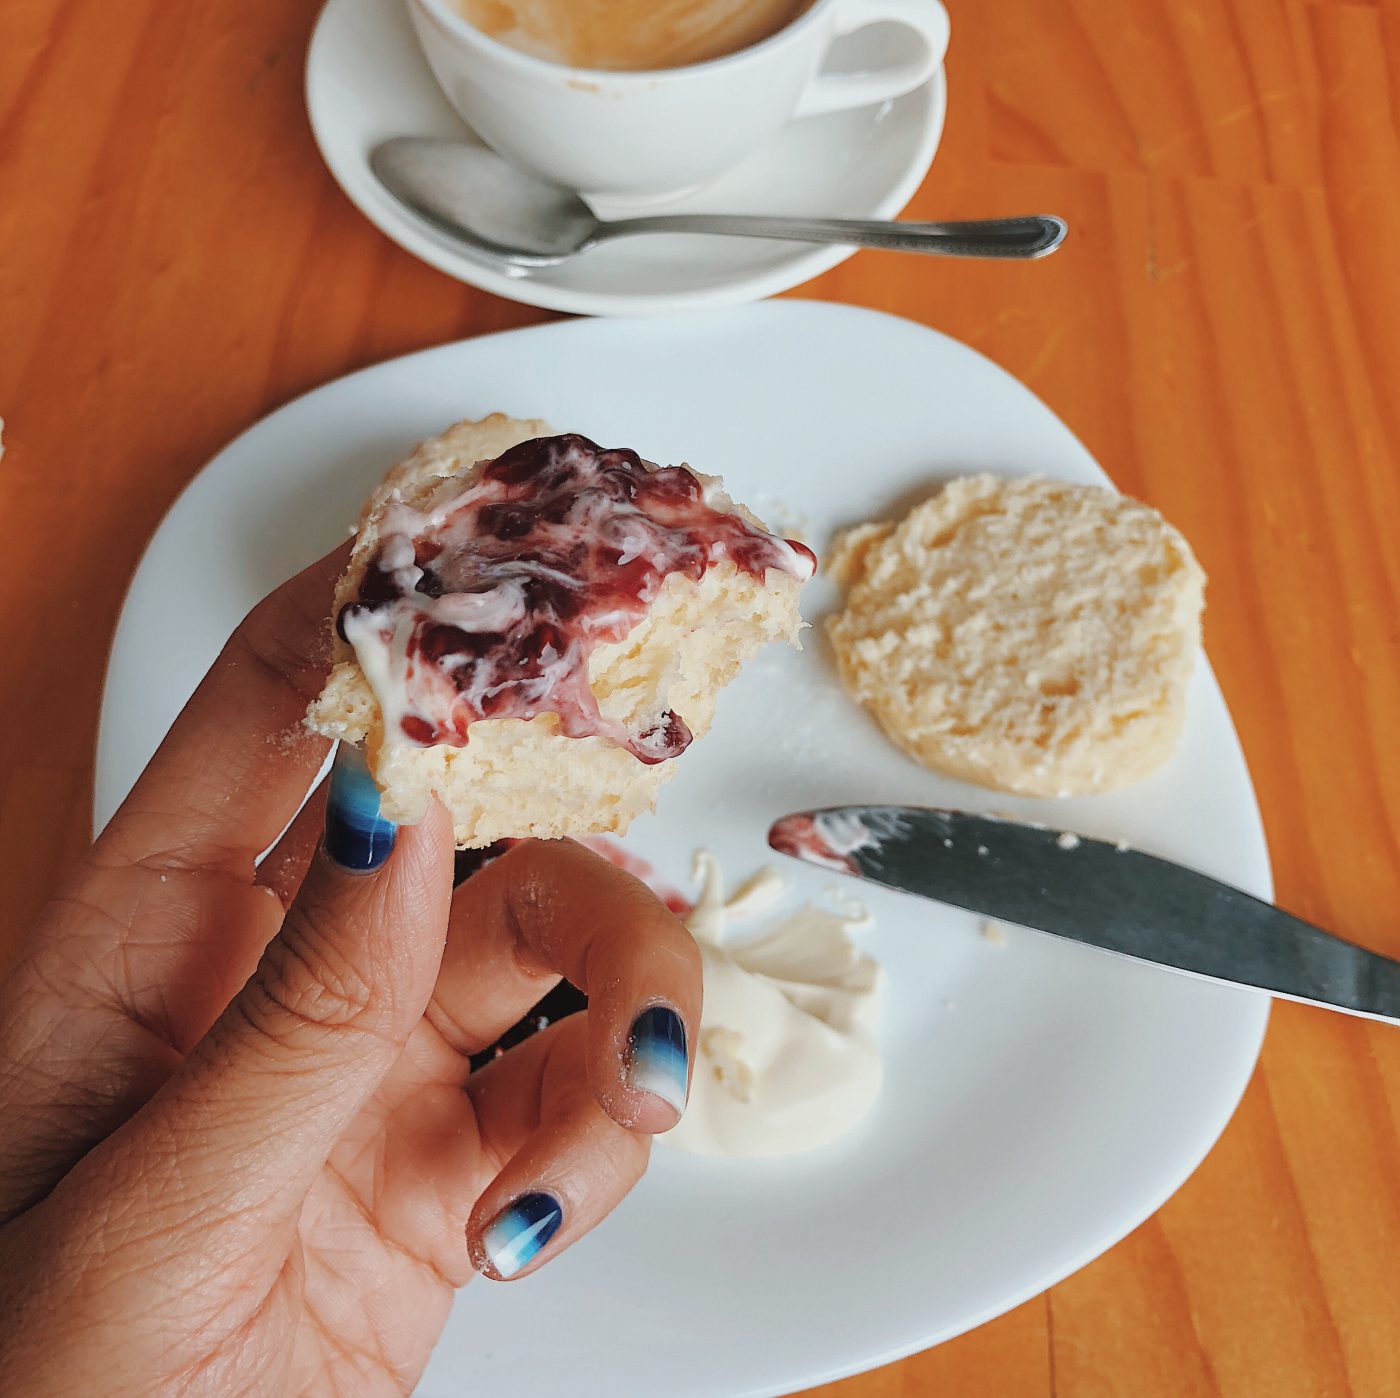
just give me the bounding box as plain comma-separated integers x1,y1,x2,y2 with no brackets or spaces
480,1192,563,1279
324,744,396,873
626,1005,688,1116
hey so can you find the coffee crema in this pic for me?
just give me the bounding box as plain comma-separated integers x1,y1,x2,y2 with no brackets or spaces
453,0,818,72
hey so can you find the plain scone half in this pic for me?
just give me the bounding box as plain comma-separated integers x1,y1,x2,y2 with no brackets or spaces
826,473,1206,797
306,414,813,847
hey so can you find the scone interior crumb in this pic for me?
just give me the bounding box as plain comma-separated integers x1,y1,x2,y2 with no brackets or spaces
825,474,1205,797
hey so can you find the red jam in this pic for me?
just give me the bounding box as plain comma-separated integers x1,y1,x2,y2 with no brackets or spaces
767,814,862,874
339,434,815,760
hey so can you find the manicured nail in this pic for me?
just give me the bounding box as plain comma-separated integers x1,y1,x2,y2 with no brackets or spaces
626,1005,688,1115
324,744,396,873
480,1192,563,1279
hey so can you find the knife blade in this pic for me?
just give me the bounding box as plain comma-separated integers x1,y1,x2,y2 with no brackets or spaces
768,806,1400,1025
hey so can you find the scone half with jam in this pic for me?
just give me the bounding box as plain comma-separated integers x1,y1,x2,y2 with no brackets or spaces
308,415,814,847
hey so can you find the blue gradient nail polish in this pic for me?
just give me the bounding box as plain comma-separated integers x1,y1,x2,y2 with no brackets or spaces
481,1192,563,1279
626,1005,688,1115
324,744,396,873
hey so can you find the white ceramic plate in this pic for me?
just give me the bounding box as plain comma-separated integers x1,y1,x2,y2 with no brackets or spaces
96,303,1270,1398
304,0,945,316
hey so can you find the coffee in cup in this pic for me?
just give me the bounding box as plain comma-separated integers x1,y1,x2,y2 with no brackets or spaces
454,0,819,71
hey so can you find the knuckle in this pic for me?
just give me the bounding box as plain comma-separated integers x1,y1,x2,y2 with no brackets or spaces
500,842,558,941
240,914,379,1039
502,846,548,918
228,590,329,703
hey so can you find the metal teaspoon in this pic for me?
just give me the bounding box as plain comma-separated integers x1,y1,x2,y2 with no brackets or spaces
371,137,1068,270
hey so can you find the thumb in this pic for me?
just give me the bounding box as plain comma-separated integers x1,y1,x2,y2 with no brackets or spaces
111,746,454,1233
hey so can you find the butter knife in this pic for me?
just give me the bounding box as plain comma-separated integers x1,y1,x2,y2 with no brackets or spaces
768,806,1400,1025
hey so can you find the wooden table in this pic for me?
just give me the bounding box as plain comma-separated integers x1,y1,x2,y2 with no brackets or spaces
4,1,1399,1392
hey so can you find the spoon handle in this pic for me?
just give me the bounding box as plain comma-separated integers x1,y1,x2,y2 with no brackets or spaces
598,213,1067,260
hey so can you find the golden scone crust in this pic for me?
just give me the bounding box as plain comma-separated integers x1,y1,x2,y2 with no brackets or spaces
307,415,805,845
826,474,1205,796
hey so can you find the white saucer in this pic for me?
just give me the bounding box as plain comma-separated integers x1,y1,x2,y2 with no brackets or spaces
305,0,945,316
97,303,1269,1397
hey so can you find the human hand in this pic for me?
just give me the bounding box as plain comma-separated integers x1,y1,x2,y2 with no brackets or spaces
0,548,700,1395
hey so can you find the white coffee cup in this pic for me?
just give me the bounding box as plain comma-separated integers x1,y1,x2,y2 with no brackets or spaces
405,0,950,204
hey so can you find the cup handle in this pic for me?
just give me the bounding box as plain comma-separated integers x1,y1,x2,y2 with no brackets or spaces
794,0,949,118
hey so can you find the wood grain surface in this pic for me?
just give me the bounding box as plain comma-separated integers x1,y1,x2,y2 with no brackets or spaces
3,1,1399,1393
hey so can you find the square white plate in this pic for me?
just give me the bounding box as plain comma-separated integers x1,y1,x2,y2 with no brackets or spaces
97,302,1269,1397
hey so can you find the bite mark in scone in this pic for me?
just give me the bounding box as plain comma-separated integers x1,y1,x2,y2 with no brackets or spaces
307,415,813,846
826,474,1206,797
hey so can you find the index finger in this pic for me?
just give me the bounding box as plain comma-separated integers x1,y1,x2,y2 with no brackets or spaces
426,840,702,1134
98,543,348,877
